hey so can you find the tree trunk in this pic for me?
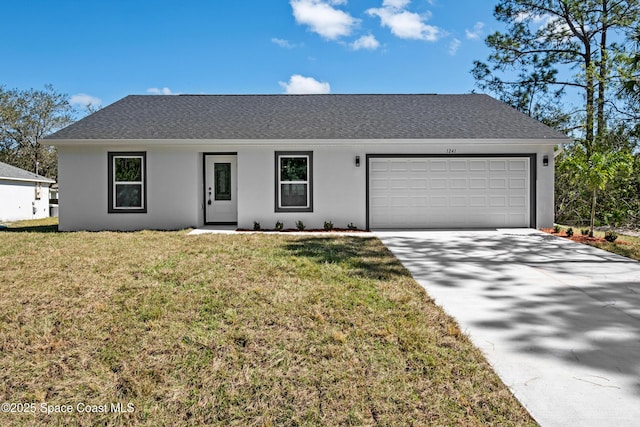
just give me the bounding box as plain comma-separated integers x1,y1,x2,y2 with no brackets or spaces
585,49,595,159
590,188,598,238
597,0,609,146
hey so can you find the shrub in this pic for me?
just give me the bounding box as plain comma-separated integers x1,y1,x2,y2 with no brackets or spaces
253,221,261,231
581,228,589,236
604,230,618,242
347,223,358,230
566,227,574,237
296,220,305,231
275,221,284,231
553,225,561,233
323,220,334,231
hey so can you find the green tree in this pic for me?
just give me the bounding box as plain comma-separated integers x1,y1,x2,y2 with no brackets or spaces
0,84,74,178
565,147,633,236
472,0,640,155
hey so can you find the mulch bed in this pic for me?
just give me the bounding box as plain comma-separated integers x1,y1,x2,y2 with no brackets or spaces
540,228,627,245
236,228,366,233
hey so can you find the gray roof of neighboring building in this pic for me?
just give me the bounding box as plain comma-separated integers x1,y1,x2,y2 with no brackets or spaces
0,161,55,183
45,93,569,141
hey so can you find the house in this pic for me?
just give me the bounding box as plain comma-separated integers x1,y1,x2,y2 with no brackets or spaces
0,161,56,222
45,94,569,232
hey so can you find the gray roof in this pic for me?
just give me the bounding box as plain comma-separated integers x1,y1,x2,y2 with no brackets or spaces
0,161,55,183
46,94,569,141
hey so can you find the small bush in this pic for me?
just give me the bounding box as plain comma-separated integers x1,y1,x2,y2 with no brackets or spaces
275,221,284,231
604,230,618,242
566,227,574,237
296,220,305,231
553,225,561,233
324,220,334,231
253,221,261,231
347,223,358,230
581,228,589,236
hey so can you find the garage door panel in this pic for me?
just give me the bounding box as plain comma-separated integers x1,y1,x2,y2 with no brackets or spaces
509,196,526,207
450,178,468,189
490,178,507,189
450,160,468,171
509,178,526,189
430,160,448,172
469,160,487,171
370,157,531,229
371,178,388,190
490,196,507,207
430,196,448,207
510,160,527,171
490,160,507,171
469,178,487,189
430,178,448,189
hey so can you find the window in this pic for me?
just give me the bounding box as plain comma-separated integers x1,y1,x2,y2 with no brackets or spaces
214,163,232,201
108,152,147,213
275,151,313,212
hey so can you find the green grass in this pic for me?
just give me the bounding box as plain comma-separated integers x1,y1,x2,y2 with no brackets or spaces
0,221,535,426
586,233,640,262
553,225,640,262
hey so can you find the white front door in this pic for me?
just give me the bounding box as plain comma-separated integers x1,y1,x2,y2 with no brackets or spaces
205,154,237,224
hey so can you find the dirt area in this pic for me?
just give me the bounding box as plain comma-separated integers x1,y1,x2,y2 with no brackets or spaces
540,228,630,245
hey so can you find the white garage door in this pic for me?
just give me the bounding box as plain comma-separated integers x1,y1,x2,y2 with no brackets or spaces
369,157,531,229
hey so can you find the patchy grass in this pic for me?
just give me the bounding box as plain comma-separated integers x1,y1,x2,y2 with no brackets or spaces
0,225,534,426
548,225,640,262
585,234,640,262
1,217,58,232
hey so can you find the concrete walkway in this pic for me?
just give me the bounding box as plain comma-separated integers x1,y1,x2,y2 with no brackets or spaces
375,229,640,427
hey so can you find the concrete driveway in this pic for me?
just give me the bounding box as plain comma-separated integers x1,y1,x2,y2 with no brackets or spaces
375,229,640,427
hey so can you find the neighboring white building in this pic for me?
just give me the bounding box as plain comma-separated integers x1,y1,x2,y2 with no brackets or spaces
45,94,569,232
0,161,55,222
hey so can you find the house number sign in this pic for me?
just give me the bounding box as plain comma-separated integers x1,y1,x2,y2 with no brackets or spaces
446,148,457,154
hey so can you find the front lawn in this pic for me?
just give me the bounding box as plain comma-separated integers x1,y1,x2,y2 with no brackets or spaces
0,224,534,426
549,225,640,262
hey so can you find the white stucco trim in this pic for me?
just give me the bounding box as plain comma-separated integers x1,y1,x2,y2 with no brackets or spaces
47,138,566,147
0,176,56,184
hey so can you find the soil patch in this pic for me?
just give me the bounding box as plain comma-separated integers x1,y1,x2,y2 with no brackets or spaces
237,228,365,233
540,228,629,245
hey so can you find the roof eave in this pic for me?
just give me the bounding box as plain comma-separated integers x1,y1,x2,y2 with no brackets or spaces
0,176,56,184
46,137,569,147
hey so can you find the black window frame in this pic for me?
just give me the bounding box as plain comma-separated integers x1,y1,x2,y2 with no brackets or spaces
108,151,147,214
275,151,313,213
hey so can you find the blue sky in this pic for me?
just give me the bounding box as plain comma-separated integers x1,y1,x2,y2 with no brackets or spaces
2,0,502,110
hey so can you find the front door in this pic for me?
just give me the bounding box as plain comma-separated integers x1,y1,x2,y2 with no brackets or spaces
205,154,237,224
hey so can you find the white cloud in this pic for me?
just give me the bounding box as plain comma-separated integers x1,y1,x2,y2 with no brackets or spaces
514,12,547,24
367,6,440,41
383,0,411,8
291,0,359,40
351,34,380,50
279,74,331,94
70,93,102,108
147,87,177,95
514,13,574,40
448,38,461,55
465,21,484,40
272,38,299,48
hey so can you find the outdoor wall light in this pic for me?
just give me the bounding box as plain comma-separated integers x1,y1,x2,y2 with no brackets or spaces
543,155,549,167
355,155,360,167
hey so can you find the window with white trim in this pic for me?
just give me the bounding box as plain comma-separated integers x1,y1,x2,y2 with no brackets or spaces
108,152,147,213
275,151,313,212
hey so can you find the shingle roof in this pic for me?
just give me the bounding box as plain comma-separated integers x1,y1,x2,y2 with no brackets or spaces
0,161,55,183
46,94,569,141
